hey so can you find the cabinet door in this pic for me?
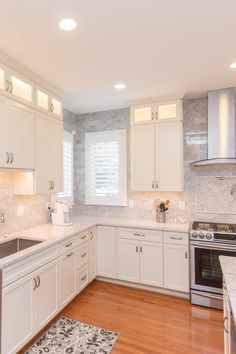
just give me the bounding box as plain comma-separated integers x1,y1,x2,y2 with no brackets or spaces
48,117,63,193
130,104,155,125
131,124,156,191
155,122,183,191
156,100,182,122
223,285,231,354
51,96,62,118
2,273,34,354
60,250,77,308
164,244,189,292
8,71,34,106
139,241,163,287
89,228,97,281
97,226,116,278
5,99,34,169
118,238,139,283
36,87,50,113
34,260,59,331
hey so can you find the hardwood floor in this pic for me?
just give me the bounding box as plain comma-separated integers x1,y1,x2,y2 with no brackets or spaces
20,280,224,354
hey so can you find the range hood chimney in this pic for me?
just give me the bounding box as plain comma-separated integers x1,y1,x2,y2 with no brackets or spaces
190,87,236,166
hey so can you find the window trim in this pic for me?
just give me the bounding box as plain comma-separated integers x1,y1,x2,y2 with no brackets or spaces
85,129,127,206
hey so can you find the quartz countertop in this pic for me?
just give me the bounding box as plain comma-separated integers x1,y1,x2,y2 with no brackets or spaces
0,215,189,268
220,256,236,325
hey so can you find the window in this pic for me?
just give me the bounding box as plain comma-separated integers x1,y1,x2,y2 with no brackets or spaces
85,129,127,206
58,130,74,203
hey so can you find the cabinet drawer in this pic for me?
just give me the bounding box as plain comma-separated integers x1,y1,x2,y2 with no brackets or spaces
117,227,163,243
60,235,77,254
164,232,188,245
77,264,89,293
3,244,58,288
78,231,89,245
77,243,89,269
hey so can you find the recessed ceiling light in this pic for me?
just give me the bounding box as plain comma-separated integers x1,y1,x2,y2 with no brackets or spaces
58,19,77,31
229,62,236,69
114,83,126,90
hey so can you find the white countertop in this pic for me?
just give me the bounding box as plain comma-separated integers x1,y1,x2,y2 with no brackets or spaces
220,256,236,324
0,215,189,268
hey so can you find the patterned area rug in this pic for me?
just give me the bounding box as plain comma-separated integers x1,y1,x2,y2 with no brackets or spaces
25,316,119,354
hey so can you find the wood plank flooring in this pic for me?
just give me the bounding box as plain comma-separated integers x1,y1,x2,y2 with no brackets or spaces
20,280,224,354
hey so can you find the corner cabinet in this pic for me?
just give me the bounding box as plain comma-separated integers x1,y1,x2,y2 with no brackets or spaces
35,111,63,193
131,119,183,192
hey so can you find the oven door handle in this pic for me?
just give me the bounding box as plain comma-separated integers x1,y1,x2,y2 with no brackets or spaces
191,242,236,251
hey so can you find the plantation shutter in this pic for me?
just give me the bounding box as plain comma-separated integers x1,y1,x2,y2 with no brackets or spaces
58,130,73,203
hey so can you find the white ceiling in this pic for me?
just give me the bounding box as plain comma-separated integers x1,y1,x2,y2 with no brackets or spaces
1,0,236,114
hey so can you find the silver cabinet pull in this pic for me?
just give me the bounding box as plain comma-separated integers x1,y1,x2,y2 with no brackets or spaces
90,231,93,240
51,103,54,112
6,152,9,163
152,181,155,189
140,246,143,253
170,237,183,240
134,233,145,237
5,80,9,92
224,316,228,333
81,235,86,240
67,252,73,258
51,181,54,190
155,111,158,120
9,81,13,93
81,275,87,281
156,182,158,189
10,153,13,164
33,277,37,290
136,246,139,252
81,252,87,258
49,181,52,190
185,252,188,259
36,275,40,288
151,112,154,120
66,242,72,248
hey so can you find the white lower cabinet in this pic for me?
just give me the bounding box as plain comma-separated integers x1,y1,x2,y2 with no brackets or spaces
2,272,34,354
34,260,59,332
164,243,189,292
139,241,163,287
59,249,77,308
118,239,140,283
2,259,59,354
223,282,231,354
89,228,97,281
77,264,89,293
118,239,163,287
97,226,116,278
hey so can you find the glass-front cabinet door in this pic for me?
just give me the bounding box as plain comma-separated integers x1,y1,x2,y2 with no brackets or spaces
7,70,34,106
156,100,182,121
35,86,62,119
51,97,62,118
130,104,155,125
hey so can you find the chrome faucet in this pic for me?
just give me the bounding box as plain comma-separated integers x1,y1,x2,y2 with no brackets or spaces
0,210,5,223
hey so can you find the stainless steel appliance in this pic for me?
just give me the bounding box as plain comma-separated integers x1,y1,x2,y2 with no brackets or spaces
190,221,236,309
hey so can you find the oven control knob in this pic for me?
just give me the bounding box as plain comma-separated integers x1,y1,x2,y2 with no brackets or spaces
199,232,205,239
206,233,212,240
192,232,198,238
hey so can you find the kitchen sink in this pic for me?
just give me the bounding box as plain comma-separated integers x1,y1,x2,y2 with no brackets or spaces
0,238,42,259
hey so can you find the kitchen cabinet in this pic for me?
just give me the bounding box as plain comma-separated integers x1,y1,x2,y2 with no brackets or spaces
0,96,34,169
131,100,182,125
35,111,63,193
59,249,77,308
77,264,89,293
131,121,183,192
97,226,116,278
164,243,189,292
2,272,34,354
2,259,59,354
89,228,97,281
35,85,62,119
34,260,59,331
223,281,231,354
118,238,163,287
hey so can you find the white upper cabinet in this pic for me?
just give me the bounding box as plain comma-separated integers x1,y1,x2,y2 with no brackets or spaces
131,100,182,125
35,86,62,119
131,124,156,191
0,96,34,169
155,122,183,191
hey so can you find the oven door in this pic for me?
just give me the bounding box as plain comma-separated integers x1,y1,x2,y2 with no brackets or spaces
191,242,236,294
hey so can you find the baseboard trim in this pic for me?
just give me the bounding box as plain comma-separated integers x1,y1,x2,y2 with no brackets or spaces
96,277,190,299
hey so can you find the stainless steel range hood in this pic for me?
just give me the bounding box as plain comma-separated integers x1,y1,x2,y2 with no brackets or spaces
190,87,236,166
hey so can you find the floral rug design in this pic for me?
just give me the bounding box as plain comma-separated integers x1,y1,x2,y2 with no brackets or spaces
25,316,119,354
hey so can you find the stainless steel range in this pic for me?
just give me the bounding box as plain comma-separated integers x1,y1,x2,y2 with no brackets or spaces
190,221,236,309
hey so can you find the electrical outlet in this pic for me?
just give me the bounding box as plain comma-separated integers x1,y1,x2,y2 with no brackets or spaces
179,201,186,211
17,205,25,217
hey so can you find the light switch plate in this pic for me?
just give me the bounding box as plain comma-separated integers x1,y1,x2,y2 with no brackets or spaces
17,205,25,217
178,201,186,211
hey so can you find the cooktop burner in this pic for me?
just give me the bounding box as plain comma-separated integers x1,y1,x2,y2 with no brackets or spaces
192,221,236,233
